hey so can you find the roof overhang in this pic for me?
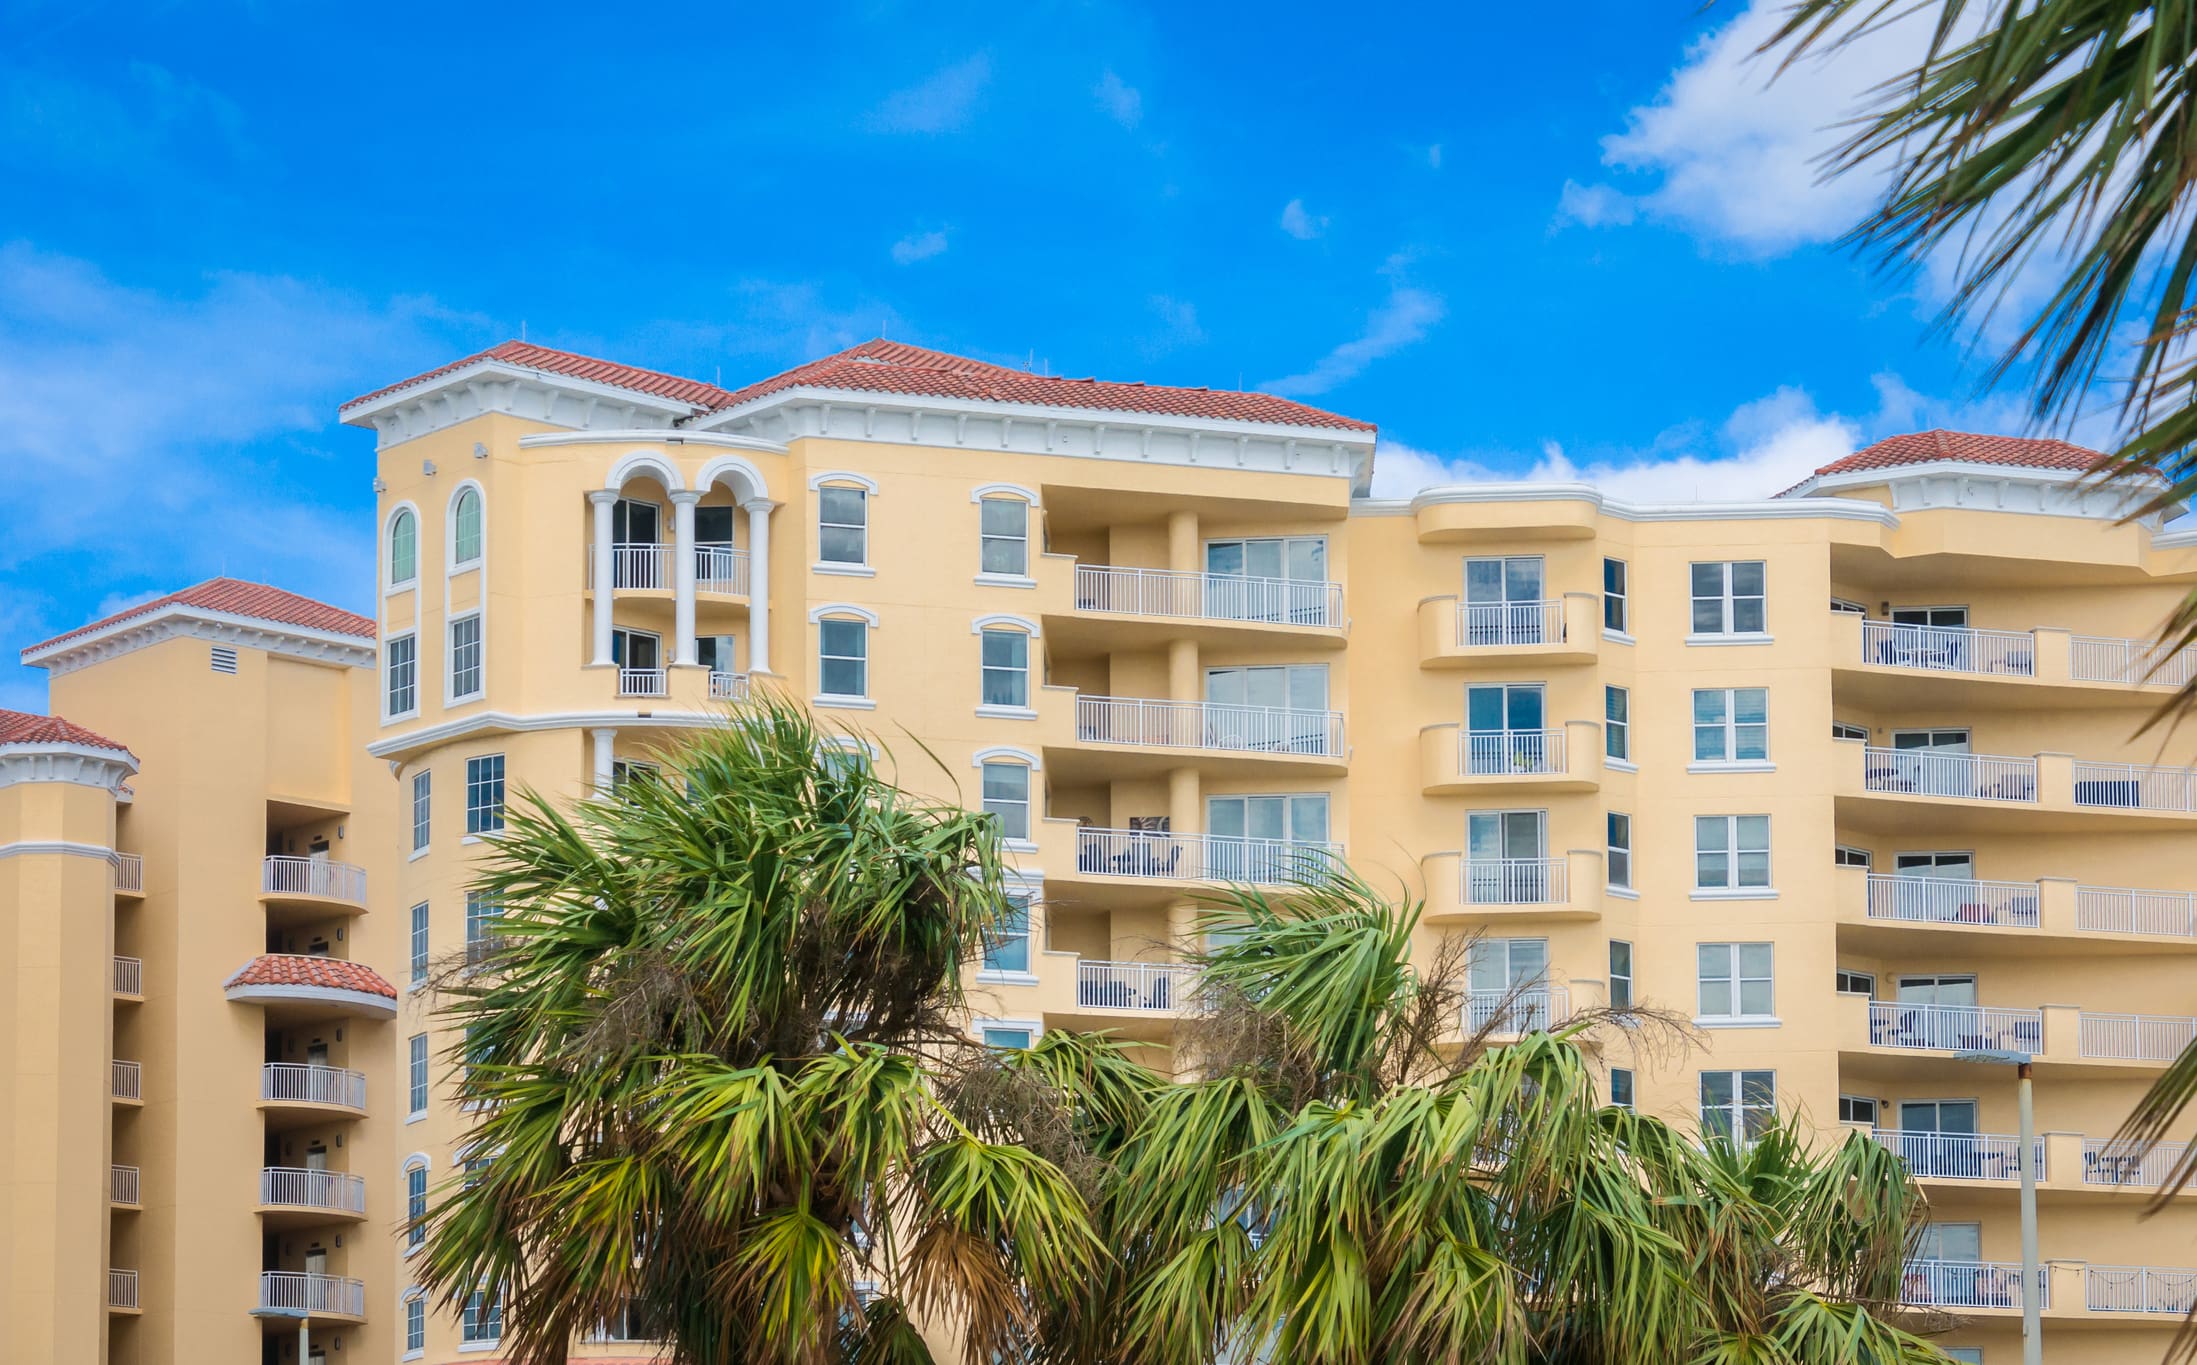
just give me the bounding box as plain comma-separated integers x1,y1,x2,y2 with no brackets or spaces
23,605,376,677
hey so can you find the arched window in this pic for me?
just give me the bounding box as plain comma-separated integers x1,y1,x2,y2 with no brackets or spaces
389,509,418,587
451,488,483,566
404,1157,430,1251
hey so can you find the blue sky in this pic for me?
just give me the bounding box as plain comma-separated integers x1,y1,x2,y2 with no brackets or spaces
0,0,2046,712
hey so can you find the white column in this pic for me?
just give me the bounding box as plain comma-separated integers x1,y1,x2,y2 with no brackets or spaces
671,490,701,666
588,491,618,666
743,498,778,675
591,728,617,793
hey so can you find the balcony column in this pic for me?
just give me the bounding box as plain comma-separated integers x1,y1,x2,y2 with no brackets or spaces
1167,638,1200,701
588,491,618,666
591,728,616,794
1166,508,1199,573
671,490,701,667
742,498,778,675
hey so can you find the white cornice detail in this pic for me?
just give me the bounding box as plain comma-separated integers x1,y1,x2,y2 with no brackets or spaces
223,981,399,1020
366,708,732,760
342,362,703,450
1354,483,1901,527
23,608,376,677
0,839,117,861
516,429,788,455
1781,460,2178,524
0,743,137,793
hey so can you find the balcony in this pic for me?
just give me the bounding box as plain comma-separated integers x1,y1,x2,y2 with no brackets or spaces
1836,866,2197,951
1837,741,2197,830
1416,593,1599,667
224,955,398,1021
1835,612,2197,710
618,667,669,698
1866,1000,2044,1054
254,1270,366,1323
2087,1264,2197,1315
2079,1011,2197,1063
2073,636,2197,689
1860,620,2036,677
1071,826,1341,885
113,955,143,999
589,542,751,596
1074,959,1197,1013
1860,746,2037,802
1902,1259,2044,1312
1847,996,2197,1075
709,670,751,701
1871,1128,2042,1182
2082,1138,2187,1189
1070,696,1344,770
1420,722,1598,794
260,1062,368,1123
112,1059,141,1103
2072,759,2197,813
2081,884,2197,937
1072,564,1344,632
258,856,368,921
112,852,143,896
1864,873,2040,929
109,1269,139,1313
112,1164,140,1208
257,1167,368,1224
1421,851,1598,923
1464,986,1573,1036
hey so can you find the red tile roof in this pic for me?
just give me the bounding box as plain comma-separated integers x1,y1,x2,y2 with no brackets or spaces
342,339,736,413
24,578,375,657
710,338,1376,432
0,709,131,754
1810,430,2104,480
224,954,397,1000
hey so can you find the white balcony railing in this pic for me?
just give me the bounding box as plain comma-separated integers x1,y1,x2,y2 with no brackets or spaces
112,1164,139,1205
1902,1259,2045,1310
604,542,674,590
261,856,368,906
1862,747,2038,802
2087,1264,2197,1314
2073,760,2197,813
1873,1129,2041,1182
618,668,669,698
1457,599,1564,648
1860,621,2036,676
260,1167,367,1215
1075,959,1197,1012
709,670,750,701
2083,1138,2186,1188
112,852,143,893
1461,857,1570,906
1864,874,2040,929
2078,884,2197,937
113,955,143,995
262,1062,367,1111
2072,635,2197,688
1460,729,1566,777
1866,1001,2044,1053
1073,564,1344,629
1073,827,1342,884
111,1059,141,1100
109,1268,138,1309
2081,1011,2197,1063
693,544,750,595
1465,986,1571,1034
1074,696,1344,758
258,1270,366,1318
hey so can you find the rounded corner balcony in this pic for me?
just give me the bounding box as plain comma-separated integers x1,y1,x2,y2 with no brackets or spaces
259,1062,368,1126
258,856,368,923
1420,851,1599,924
1416,595,1600,667
1419,723,1599,795
254,1270,366,1326
255,1167,367,1227
224,955,397,1022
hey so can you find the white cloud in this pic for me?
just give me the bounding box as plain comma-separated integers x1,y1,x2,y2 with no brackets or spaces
890,229,949,265
1427,143,1443,170
868,55,992,134
1554,179,1638,229
1094,69,1142,128
1279,198,1328,241
1262,267,1445,398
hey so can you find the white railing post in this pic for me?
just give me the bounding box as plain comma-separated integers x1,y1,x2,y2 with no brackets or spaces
1460,857,1569,905
113,955,142,995
109,1268,138,1309
1867,1001,2045,1053
111,1059,141,1099
112,1164,139,1204
261,855,367,905
709,671,751,701
1863,874,2042,928
1074,695,1343,758
1456,599,1563,647
2073,759,2197,812
1073,565,1343,628
1464,986,1571,1034
112,852,143,893
1072,827,1342,884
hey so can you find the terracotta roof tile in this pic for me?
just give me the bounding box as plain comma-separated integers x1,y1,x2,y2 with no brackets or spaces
224,954,397,1000
342,339,735,413
1806,430,2104,482
710,338,1375,432
24,578,375,658
0,708,131,754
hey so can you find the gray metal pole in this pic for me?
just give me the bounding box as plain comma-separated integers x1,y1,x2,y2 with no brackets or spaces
2018,1062,2041,1365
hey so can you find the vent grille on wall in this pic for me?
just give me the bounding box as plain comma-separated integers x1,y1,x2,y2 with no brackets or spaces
211,645,239,674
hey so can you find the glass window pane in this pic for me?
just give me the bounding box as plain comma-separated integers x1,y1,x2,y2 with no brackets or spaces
1738,942,1774,976
1287,539,1325,581
1695,816,1726,853
1693,690,1725,724
1731,561,1764,596
1504,557,1544,601
1737,815,1770,850
1700,1071,1734,1106
819,487,866,525
980,499,1024,537
820,620,866,658
1736,725,1768,760
1734,689,1767,724
1738,852,1771,886
1740,979,1774,1015
1205,541,1244,576
1605,687,1627,724
1698,852,1728,886
1733,598,1766,633
1464,559,1505,603
1691,563,1723,597
819,526,866,563
1700,979,1734,1016
1692,598,1725,632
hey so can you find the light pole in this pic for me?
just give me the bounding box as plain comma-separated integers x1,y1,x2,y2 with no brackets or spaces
1957,1048,2040,1365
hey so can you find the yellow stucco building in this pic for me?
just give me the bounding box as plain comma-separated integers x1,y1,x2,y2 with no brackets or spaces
12,337,2197,1363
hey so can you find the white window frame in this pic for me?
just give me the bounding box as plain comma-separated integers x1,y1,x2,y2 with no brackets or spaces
462,1284,504,1345
978,759,1033,846
813,608,875,707
410,770,431,856
977,623,1033,714
976,493,1032,581
404,1159,430,1252
978,885,1038,982
1602,556,1629,637
1838,1094,1880,1126
975,1018,1042,1049
1610,1067,1635,1110
1690,686,1770,768
386,505,420,592
1696,942,1777,1024
1832,720,1870,741
1604,686,1631,767
1609,939,1633,1008
1835,968,1877,996
1834,844,1872,869
1688,560,1768,641
450,484,484,568
448,613,484,702
407,1033,429,1118
404,1289,427,1356
812,474,875,573
409,902,430,986
464,755,505,835
1693,814,1773,896
1606,812,1632,891
1700,1069,1776,1144
465,892,499,958
385,633,419,721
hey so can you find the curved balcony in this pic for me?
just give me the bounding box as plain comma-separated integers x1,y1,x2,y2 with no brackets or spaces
709,670,751,702
1416,594,1599,667
618,667,669,698
224,955,396,1022
259,1062,368,1126
1071,564,1344,634
254,1270,365,1324
256,1167,367,1226
1464,986,1573,1038
1420,722,1598,794
258,856,368,923
1421,851,1599,924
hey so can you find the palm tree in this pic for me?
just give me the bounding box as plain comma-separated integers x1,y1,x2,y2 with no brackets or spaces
413,697,1111,1364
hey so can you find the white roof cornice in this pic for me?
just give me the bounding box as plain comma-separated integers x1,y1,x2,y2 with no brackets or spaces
0,743,137,793
23,607,376,677
1353,482,1901,526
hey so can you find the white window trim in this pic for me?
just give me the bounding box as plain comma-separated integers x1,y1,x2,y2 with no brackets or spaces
447,480,486,571
975,573,1039,589
1604,757,1639,773
1602,629,1636,646
1688,759,1777,774
812,605,876,706
973,1016,1044,1046
970,481,1040,504
1691,886,1780,901
971,746,1042,770
811,472,876,573
384,502,422,596
1685,632,1775,647
976,704,1039,720
970,614,1042,637
1692,687,1770,767
383,632,421,723
446,611,486,705
976,620,1035,715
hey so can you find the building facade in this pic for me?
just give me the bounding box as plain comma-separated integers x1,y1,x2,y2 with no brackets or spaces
13,339,2197,1363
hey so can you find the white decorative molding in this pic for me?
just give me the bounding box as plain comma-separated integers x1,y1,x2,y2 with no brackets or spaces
1780,460,2174,523
223,980,398,1020
1358,483,1902,527
0,838,118,860
808,470,880,494
365,708,735,760
971,745,1041,770
970,482,1040,505
516,429,787,455
604,450,686,493
341,362,706,450
808,603,881,626
383,501,421,598
970,614,1040,637
22,607,376,678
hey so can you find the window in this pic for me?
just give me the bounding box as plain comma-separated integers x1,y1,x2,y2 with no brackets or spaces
982,891,1033,975
408,1034,429,1115
819,619,868,698
1834,845,1872,869
389,509,418,587
1700,1069,1776,1143
1602,557,1628,633
979,498,1028,576
386,635,417,717
1698,942,1775,1019
410,771,431,853
406,1163,428,1250
1693,688,1768,762
1604,686,1629,761
1607,813,1632,890
818,486,868,564
449,614,482,700
1467,938,1556,1029
1835,968,1877,996
1695,815,1771,890
980,762,1031,842
409,903,430,986
1465,808,1550,904
1832,720,1869,741
980,629,1029,708
1831,597,1867,616
1204,664,1332,753
1207,793,1332,881
611,759,660,797
611,626,660,674
452,488,482,565
697,632,738,675
462,1285,504,1344
1610,1068,1635,1110
1690,560,1766,636
1206,536,1332,623
979,1024,1034,1049
406,1291,426,1352
1943,1351,1981,1365
466,893,499,961
1462,555,1549,644
1838,1094,1880,1126
465,755,504,834
1609,939,1633,1008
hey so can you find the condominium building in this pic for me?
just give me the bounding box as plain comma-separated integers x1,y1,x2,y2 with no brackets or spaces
11,338,2197,1363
